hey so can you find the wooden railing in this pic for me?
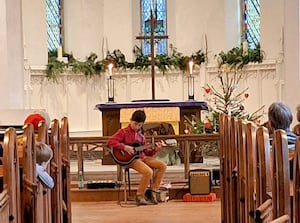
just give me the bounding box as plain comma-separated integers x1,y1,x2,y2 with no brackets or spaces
69,133,220,179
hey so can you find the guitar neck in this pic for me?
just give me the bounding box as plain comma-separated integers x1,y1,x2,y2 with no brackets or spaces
134,143,155,152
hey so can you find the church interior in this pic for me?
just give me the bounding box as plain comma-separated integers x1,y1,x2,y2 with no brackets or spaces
0,0,300,222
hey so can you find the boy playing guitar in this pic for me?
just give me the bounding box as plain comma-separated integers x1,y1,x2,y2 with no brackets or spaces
107,110,167,206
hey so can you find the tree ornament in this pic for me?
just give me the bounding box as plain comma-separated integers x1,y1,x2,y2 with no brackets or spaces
205,88,211,94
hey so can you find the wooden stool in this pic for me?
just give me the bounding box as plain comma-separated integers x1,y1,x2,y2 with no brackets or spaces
124,167,131,203
117,166,132,203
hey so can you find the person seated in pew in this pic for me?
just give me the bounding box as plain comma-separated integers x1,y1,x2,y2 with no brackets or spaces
107,110,167,206
267,102,298,179
35,141,54,189
292,104,300,136
24,112,50,131
17,111,51,146
0,144,2,164
268,102,297,147
0,144,2,191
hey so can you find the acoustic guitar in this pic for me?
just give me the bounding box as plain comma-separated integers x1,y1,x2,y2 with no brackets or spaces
110,142,155,166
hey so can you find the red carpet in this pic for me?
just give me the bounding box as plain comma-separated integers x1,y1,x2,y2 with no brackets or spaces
183,193,216,202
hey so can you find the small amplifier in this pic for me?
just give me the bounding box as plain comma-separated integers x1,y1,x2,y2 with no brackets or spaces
189,169,211,195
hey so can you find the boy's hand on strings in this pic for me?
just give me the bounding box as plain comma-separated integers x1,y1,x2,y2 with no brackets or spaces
124,145,135,155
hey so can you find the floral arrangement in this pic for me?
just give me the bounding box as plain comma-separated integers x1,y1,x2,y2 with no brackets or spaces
46,44,206,81
184,111,219,134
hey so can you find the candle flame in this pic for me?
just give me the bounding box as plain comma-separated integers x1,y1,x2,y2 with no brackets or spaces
108,63,113,75
189,60,194,74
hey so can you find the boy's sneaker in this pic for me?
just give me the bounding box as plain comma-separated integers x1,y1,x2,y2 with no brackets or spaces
150,191,158,205
135,195,148,206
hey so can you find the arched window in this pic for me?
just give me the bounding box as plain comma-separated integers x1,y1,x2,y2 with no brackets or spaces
243,0,260,49
46,0,63,52
141,0,167,55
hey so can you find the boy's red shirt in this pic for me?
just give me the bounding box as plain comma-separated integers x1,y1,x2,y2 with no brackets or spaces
107,124,157,157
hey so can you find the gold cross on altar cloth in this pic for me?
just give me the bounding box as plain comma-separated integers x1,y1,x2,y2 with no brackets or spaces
136,11,168,100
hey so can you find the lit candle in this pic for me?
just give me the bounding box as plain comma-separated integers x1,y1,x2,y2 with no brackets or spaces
189,60,194,75
242,41,248,55
57,45,63,58
108,63,113,76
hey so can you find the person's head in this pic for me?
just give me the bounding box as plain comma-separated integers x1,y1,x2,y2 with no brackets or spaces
36,141,53,167
296,104,300,122
24,113,46,131
268,102,293,131
130,110,146,132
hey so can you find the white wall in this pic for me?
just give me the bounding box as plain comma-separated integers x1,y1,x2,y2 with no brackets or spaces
22,0,48,66
0,0,24,109
283,0,300,123
64,0,105,60
64,0,134,61
2,0,300,132
22,0,291,66
29,61,277,135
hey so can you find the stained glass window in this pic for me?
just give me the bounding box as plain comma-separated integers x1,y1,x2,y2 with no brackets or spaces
141,0,167,55
243,0,260,49
47,0,62,52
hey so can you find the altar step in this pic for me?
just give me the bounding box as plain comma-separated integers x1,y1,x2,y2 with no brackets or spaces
69,162,221,202
70,181,221,202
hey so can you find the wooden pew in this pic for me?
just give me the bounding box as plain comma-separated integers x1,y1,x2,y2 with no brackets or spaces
256,126,272,205
219,114,240,223
1,127,21,223
0,187,9,223
0,140,10,223
50,119,63,223
0,116,68,223
37,121,52,223
60,117,72,223
219,113,240,223
269,215,290,223
223,114,232,223
245,122,258,222
220,114,293,222
293,137,300,223
21,123,45,223
255,129,291,222
272,130,290,219
255,126,273,222
237,119,247,223
218,113,228,223
229,116,238,223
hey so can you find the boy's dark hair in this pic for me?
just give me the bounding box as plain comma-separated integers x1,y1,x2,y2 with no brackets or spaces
131,110,146,123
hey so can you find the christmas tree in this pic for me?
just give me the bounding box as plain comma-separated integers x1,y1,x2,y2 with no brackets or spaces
204,63,264,121
184,44,264,134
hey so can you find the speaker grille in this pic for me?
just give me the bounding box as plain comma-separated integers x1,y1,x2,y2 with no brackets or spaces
189,169,211,195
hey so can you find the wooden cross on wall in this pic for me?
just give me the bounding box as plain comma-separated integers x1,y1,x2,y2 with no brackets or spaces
136,10,168,100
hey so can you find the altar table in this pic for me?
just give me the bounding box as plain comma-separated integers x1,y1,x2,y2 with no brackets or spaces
95,100,208,136
96,101,208,164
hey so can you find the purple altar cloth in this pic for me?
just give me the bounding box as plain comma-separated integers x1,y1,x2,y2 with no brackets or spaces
95,100,208,111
